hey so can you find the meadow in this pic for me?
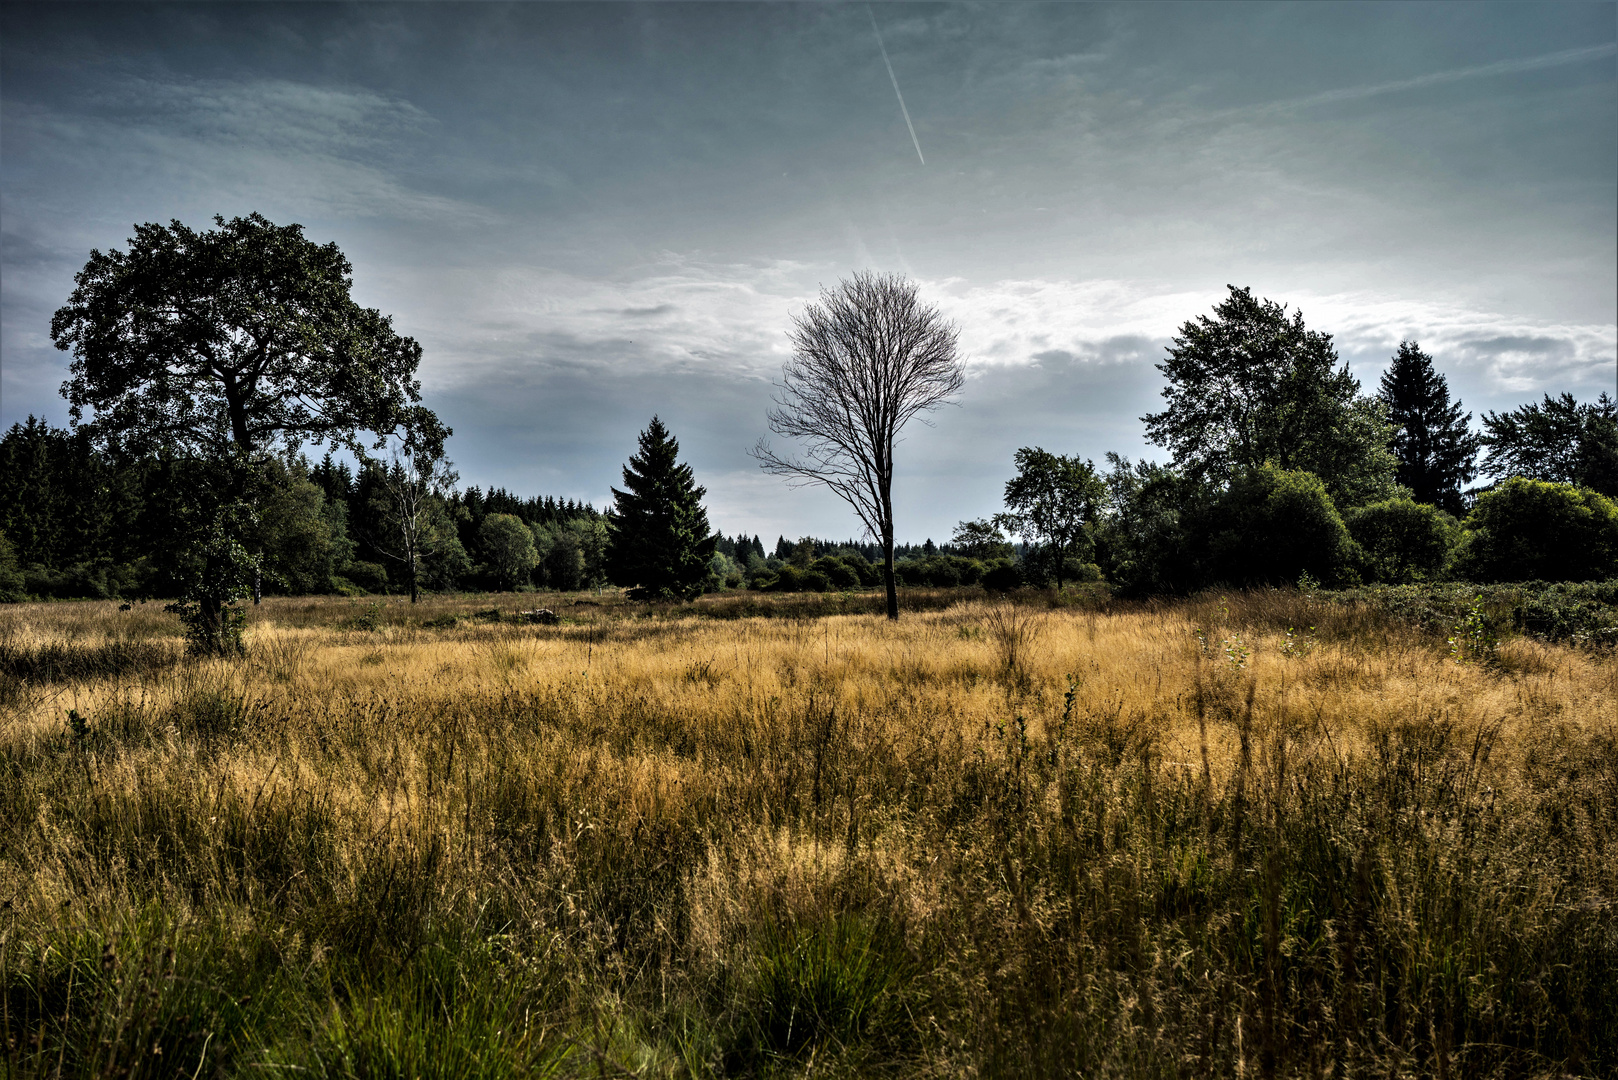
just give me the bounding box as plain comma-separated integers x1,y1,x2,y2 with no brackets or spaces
0,587,1613,1078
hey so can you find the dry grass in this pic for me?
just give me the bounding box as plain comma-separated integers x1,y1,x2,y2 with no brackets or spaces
0,590,1613,1077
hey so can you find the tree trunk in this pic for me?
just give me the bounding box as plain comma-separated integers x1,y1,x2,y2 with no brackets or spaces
408,555,420,604
199,593,225,655
882,533,898,621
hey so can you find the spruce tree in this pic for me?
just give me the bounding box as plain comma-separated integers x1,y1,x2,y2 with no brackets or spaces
606,416,717,600
1378,341,1483,513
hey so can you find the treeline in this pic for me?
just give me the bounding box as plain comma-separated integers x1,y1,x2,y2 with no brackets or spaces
0,424,611,600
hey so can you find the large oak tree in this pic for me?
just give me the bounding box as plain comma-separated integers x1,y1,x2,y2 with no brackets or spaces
51,212,446,463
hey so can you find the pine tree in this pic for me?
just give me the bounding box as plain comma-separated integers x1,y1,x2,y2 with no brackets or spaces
1378,342,1483,513
606,416,717,600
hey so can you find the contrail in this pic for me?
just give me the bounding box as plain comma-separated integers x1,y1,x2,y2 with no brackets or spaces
868,5,924,165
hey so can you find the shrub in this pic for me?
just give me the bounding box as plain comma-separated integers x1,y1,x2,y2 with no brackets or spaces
1345,497,1458,583
1205,465,1354,586
344,561,390,594
1452,478,1618,582
810,556,860,590
981,560,1023,592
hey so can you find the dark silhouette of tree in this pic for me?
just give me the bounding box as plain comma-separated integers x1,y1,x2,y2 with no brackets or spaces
1481,392,1618,496
52,212,447,463
1142,286,1396,507
607,417,717,601
50,212,448,645
753,271,964,620
1377,341,1483,514
994,447,1107,590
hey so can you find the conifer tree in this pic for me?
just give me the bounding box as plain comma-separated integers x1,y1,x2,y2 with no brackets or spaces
606,416,717,600
1378,341,1483,513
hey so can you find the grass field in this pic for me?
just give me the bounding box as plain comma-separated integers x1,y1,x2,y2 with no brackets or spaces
1,588,1614,1078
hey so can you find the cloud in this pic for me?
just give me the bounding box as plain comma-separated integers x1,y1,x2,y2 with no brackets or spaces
3,78,490,225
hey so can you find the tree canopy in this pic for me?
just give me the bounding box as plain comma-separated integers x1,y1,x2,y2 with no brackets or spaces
1481,392,1618,497
1378,341,1482,513
1142,285,1397,507
994,448,1106,590
51,212,447,463
607,417,717,601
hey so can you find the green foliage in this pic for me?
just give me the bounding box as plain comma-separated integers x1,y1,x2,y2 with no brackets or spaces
1482,392,1618,496
1378,341,1482,513
164,507,263,656
741,915,913,1062
951,517,1014,561
0,529,24,602
1452,478,1618,582
1143,285,1399,507
51,212,446,462
1205,465,1354,587
253,457,355,594
606,416,718,601
1345,496,1458,584
995,447,1106,589
477,513,539,591
980,559,1023,591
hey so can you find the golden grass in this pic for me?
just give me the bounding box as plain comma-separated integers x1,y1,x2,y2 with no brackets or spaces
1,589,1614,1077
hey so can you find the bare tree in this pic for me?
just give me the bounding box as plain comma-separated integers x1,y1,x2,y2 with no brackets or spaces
753,271,964,620
369,443,459,604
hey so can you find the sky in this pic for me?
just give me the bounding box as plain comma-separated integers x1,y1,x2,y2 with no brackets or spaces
2,2,1615,545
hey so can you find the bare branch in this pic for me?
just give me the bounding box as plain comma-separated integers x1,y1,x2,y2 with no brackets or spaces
751,271,964,619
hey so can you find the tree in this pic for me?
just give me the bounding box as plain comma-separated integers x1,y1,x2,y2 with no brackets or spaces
1452,478,1618,582
753,271,965,620
52,213,447,463
1481,393,1618,496
950,518,1014,561
1377,342,1483,513
993,448,1106,590
607,417,718,601
51,212,448,630
479,513,539,592
1143,286,1398,508
367,447,460,603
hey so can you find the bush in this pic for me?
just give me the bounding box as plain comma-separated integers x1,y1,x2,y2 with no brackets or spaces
810,556,860,590
1345,497,1458,584
343,561,389,594
981,560,1023,592
1452,479,1618,582
1206,465,1354,586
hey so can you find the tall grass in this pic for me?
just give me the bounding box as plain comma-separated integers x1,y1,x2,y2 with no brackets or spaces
0,591,1613,1077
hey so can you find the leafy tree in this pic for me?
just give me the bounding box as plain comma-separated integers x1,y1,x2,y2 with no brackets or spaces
1344,497,1457,584
1451,478,1618,582
1143,286,1398,507
1481,393,1618,496
479,513,539,591
51,212,447,463
950,518,1014,561
994,448,1107,590
0,531,24,602
51,212,448,625
252,458,354,595
1093,455,1201,596
607,417,717,601
753,271,965,620
1378,342,1483,513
